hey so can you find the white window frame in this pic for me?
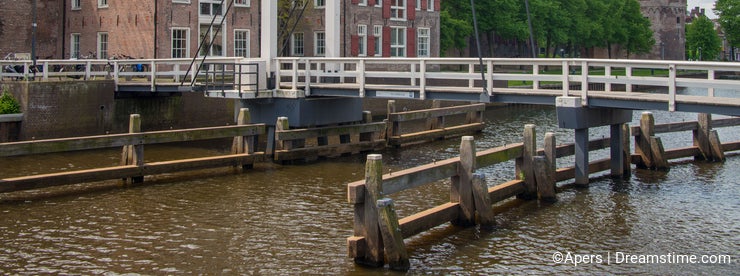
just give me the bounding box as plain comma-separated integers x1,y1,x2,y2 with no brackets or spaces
358,25,368,57
199,0,224,17
199,23,227,56
390,27,406,57
391,0,406,20
373,25,382,57
71,0,81,10
417,28,430,57
234,0,250,7
314,0,325,8
427,0,434,11
234,29,250,57
416,0,421,10
375,0,382,7
359,0,367,6
314,31,326,56
171,28,190,58
292,32,304,56
97,32,109,59
173,0,191,3
98,0,108,8
71,33,81,59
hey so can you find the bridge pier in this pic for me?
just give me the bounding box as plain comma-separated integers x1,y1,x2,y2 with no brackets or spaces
556,97,632,186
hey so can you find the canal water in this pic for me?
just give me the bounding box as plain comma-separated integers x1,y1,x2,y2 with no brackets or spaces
0,95,738,274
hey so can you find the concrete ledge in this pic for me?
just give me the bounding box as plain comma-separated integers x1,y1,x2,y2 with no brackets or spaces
0,113,23,123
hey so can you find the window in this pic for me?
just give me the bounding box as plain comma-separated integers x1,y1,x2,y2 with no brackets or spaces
200,0,223,16
359,0,367,6
390,27,406,57
71,0,81,10
314,0,324,8
173,0,191,3
391,0,406,20
234,29,250,57
427,0,433,11
315,31,325,56
97,33,108,59
292,33,304,56
234,0,250,7
358,25,368,56
172,28,190,58
373,25,382,57
98,0,108,8
199,24,225,56
417,0,421,10
71,33,80,59
417,28,430,57
375,0,382,7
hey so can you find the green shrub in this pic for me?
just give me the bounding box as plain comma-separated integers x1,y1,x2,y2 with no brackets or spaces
0,89,21,114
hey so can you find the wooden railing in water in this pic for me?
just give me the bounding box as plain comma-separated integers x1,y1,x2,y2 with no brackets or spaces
273,112,387,163
0,108,265,193
347,114,740,270
386,100,485,147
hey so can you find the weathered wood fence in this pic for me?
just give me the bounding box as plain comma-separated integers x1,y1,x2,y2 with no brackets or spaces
0,108,265,193
386,100,485,147
348,114,740,270
273,111,387,163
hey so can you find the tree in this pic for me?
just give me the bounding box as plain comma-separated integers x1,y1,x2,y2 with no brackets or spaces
686,16,722,61
440,10,473,55
620,0,655,56
715,0,740,60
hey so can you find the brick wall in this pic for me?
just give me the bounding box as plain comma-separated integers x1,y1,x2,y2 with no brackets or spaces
637,0,687,60
0,0,64,59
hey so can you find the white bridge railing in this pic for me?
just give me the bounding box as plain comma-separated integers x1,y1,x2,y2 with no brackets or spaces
276,58,740,111
0,57,261,91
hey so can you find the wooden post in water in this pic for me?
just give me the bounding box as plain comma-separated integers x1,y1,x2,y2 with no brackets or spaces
359,111,374,143
535,132,557,202
231,108,254,169
516,124,537,199
694,113,712,161
387,100,399,141
709,130,725,162
610,123,624,177
635,112,655,169
649,136,669,170
359,154,385,266
451,136,476,226
471,173,495,227
121,114,144,184
426,100,444,131
376,198,409,270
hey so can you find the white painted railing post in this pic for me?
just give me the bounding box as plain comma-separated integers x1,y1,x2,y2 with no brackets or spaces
486,59,493,96
410,62,417,87
708,69,715,97
42,61,49,80
533,64,540,90
419,59,426,100
562,60,569,97
358,59,366,97
468,62,475,88
668,64,676,112
113,61,120,90
626,66,633,92
85,60,92,80
581,61,588,106
150,60,156,92
605,65,612,92
304,59,312,96
291,59,298,91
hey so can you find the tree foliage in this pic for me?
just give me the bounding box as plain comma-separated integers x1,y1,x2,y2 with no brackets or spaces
278,0,313,56
686,16,722,61
440,10,473,55
715,0,740,60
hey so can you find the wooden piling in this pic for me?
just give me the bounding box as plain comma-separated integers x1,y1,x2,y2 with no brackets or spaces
621,123,632,176
635,112,655,169
121,114,144,184
360,111,374,142
694,113,713,161
534,156,557,202
358,154,384,267
471,173,495,227
709,130,725,162
376,198,410,271
451,136,476,226
649,136,669,170
231,108,254,169
387,100,399,140
426,100,445,132
516,124,537,199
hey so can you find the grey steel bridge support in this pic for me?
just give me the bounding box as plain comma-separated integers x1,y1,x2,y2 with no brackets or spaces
556,97,632,186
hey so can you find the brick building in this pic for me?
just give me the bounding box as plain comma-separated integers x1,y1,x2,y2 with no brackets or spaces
284,0,440,58
635,0,686,60
0,0,64,59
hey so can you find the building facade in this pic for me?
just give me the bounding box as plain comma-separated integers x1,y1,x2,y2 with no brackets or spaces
0,0,64,59
637,0,686,60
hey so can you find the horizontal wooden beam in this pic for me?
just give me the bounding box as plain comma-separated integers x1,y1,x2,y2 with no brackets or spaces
274,140,386,161
488,179,525,203
555,158,611,181
388,123,484,146
0,124,265,157
537,137,611,158
388,104,486,122
0,153,264,193
629,118,740,136
275,122,386,141
398,202,459,238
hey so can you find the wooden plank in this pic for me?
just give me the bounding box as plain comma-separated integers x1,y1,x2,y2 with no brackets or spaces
471,174,495,226
398,202,459,238
383,158,459,195
275,122,386,141
555,158,611,181
538,137,611,158
712,117,740,128
476,143,524,168
664,146,701,160
388,123,485,146
389,104,486,122
722,141,740,152
0,124,265,157
488,179,526,203
0,153,264,193
709,130,725,161
650,136,669,170
347,236,366,259
630,121,698,135
274,140,386,161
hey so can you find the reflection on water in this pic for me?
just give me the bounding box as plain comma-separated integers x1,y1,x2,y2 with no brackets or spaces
1,98,739,274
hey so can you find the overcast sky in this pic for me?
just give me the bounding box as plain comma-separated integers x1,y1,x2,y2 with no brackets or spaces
688,0,718,18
